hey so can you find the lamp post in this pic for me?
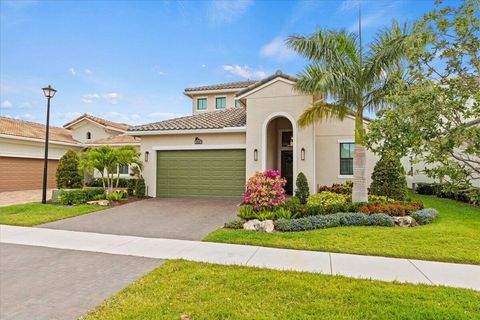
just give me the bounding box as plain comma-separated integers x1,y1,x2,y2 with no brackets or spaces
41,85,57,204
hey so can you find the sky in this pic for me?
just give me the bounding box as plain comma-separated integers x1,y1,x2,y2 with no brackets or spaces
0,0,461,127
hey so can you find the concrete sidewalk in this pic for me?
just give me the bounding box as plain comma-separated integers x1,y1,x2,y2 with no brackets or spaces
1,225,479,291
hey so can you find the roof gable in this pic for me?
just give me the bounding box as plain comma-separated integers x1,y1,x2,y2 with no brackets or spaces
236,71,297,99
63,113,129,131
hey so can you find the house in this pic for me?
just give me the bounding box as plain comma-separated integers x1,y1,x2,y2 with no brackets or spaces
0,114,140,192
127,71,378,198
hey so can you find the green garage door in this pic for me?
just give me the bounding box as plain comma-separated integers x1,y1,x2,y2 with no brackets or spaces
156,149,246,198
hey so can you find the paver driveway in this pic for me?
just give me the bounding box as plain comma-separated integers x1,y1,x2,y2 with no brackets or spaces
0,243,162,320
40,197,240,240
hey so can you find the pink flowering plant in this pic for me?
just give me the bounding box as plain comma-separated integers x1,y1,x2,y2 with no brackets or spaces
243,170,287,211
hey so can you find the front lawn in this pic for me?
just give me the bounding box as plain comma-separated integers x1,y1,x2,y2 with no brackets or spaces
0,203,106,226
83,260,479,320
205,194,480,265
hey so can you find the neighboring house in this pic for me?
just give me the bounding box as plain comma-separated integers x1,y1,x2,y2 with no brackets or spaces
0,114,140,192
127,71,378,198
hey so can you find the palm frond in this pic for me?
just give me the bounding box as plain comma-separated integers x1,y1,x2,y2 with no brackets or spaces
297,101,348,128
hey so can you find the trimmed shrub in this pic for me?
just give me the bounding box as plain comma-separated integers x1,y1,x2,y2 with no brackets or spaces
224,219,245,229
411,208,438,225
126,179,137,195
357,201,424,216
370,154,408,201
337,212,371,226
275,217,313,232
295,172,310,204
56,150,83,189
58,188,104,205
318,181,353,194
368,213,394,226
416,182,480,205
135,178,146,197
368,195,397,204
307,192,349,207
308,214,341,229
284,197,308,217
238,205,257,220
243,170,286,210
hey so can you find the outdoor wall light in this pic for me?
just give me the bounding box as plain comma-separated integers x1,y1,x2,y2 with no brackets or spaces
301,148,306,161
254,149,258,161
144,151,149,162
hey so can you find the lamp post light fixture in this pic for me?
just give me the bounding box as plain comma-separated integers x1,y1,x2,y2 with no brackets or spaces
41,85,57,204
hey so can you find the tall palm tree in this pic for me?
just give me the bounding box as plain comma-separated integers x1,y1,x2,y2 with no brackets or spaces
115,145,143,187
287,20,413,202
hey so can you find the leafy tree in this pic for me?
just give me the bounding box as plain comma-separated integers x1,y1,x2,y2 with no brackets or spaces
56,150,83,188
135,177,146,197
295,172,310,204
370,154,408,201
365,0,480,196
287,20,414,202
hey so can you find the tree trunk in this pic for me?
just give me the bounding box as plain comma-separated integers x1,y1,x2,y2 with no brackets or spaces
352,111,369,203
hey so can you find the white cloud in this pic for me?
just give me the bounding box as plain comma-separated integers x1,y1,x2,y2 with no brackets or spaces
84,68,92,74
339,0,361,12
1,100,13,109
53,111,82,121
152,65,165,75
201,64,207,68
347,10,386,32
223,65,266,80
11,113,35,121
81,93,120,104
260,37,296,62
147,112,188,121
207,0,253,26
68,68,76,76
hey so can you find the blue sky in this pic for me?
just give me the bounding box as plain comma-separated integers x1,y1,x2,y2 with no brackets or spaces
0,0,458,126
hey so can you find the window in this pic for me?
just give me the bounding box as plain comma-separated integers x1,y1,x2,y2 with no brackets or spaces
118,164,129,175
281,131,293,147
340,143,354,175
216,97,226,109
235,100,245,108
86,132,91,140
197,98,207,110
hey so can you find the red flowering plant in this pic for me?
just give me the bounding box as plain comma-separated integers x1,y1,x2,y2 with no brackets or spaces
243,170,287,211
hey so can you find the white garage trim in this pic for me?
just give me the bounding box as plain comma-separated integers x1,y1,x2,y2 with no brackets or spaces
0,152,62,160
153,144,246,151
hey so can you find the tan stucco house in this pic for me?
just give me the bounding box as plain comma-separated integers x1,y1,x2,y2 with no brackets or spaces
0,114,139,192
128,71,378,198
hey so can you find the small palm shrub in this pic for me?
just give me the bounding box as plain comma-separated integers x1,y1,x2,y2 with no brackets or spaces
56,150,83,189
370,154,408,201
295,172,309,204
107,191,127,201
238,206,257,220
274,207,296,220
243,170,286,210
92,194,106,201
257,211,276,221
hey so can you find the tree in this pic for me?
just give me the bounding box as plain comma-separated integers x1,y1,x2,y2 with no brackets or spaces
79,145,142,191
56,150,83,189
295,172,310,204
365,0,480,197
369,154,408,201
287,19,414,202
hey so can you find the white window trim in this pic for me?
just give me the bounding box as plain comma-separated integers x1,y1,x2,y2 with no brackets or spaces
215,96,227,109
196,96,208,111
152,144,246,151
338,174,354,179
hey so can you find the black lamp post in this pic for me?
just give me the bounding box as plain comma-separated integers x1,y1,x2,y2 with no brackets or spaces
41,85,57,204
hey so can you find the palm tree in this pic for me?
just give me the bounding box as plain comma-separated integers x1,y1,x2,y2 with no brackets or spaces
115,145,143,187
287,20,413,202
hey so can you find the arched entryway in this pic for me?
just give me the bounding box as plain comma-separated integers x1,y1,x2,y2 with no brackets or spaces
262,113,296,194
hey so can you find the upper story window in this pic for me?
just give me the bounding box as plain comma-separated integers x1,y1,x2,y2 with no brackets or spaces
86,132,91,140
216,97,226,109
197,98,207,110
340,143,354,175
235,100,245,108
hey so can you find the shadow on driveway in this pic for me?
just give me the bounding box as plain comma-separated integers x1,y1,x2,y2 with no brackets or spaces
40,197,241,240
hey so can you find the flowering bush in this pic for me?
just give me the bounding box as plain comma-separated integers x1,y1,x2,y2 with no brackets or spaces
243,170,286,211
357,200,424,216
318,181,353,194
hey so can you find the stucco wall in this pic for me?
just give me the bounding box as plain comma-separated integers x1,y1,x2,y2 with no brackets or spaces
244,79,316,192
0,137,81,160
71,120,111,143
191,92,237,114
314,117,378,190
137,132,246,197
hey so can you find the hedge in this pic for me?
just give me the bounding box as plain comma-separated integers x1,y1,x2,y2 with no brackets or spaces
58,188,104,205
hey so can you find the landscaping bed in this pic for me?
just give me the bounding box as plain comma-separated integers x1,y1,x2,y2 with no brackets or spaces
83,260,480,320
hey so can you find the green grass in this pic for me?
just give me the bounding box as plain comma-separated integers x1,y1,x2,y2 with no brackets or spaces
0,202,106,226
83,260,480,320
204,194,480,265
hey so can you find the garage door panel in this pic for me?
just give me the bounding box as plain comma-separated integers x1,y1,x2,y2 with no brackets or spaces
156,149,245,198
0,157,59,192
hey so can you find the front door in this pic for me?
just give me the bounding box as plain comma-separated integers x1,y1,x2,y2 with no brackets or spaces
281,150,293,194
